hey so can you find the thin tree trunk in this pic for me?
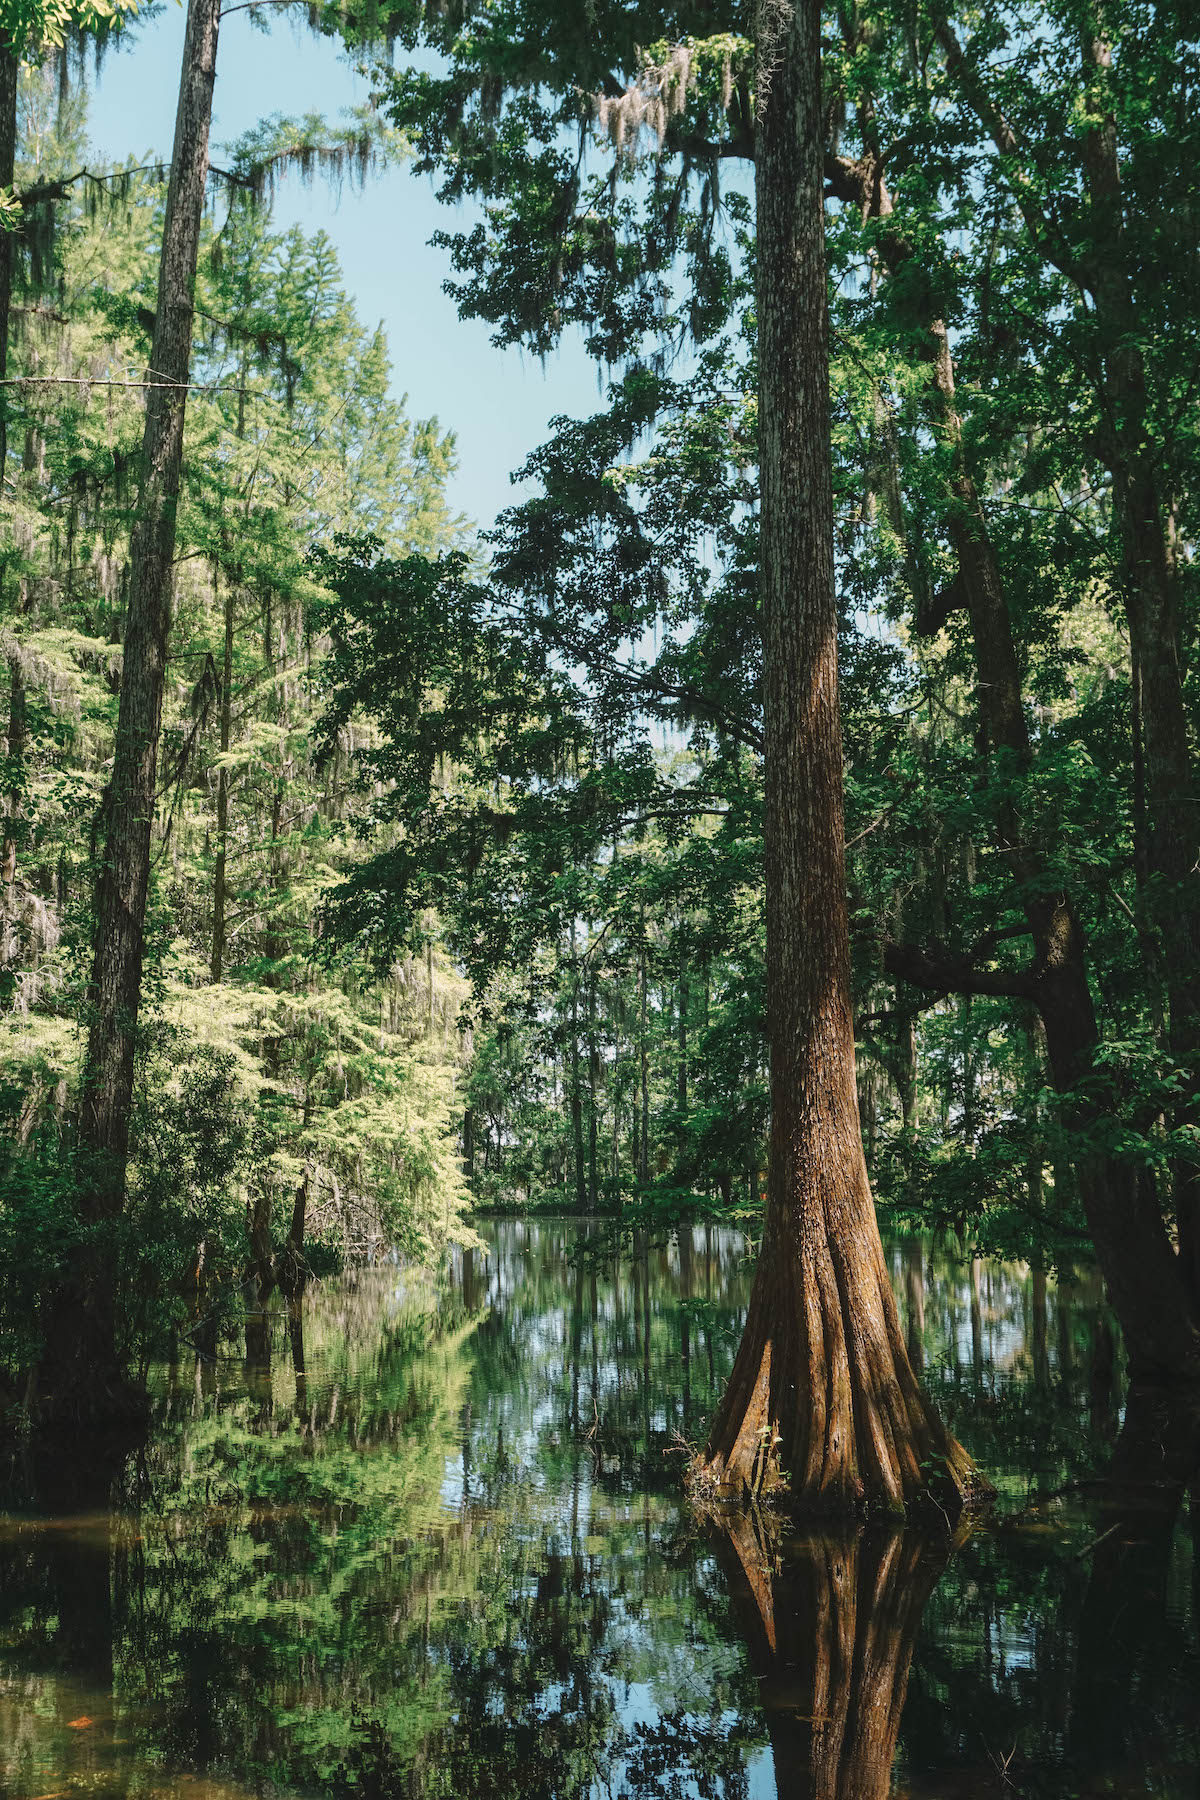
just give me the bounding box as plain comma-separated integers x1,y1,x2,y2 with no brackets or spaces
903,1240,925,1374
82,0,220,1168
209,577,233,982
1,646,25,971
0,38,17,486
678,945,688,1116
638,931,649,1187
587,970,599,1213
698,0,984,1514
857,107,1199,1372
895,1007,918,1134
52,0,221,1411
426,935,434,1036
570,947,586,1213
936,8,1200,1309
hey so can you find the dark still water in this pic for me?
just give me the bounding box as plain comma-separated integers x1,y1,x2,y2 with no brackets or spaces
1,1219,1198,1800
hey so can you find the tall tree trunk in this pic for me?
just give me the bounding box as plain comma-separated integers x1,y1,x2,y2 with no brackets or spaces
919,315,1200,1377
935,7,1200,1307
587,970,599,1212
1,645,25,973
698,0,983,1514
638,931,649,1187
854,100,1200,1373
1080,22,1200,1296
570,949,586,1213
0,37,17,487
209,577,234,982
56,0,221,1408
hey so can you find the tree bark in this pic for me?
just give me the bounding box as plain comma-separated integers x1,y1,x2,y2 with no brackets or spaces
925,316,1200,1376
0,37,17,487
1079,22,1200,1296
935,8,1200,1303
697,0,985,1514
51,0,221,1408
1,645,25,972
834,118,1200,1378
210,576,234,982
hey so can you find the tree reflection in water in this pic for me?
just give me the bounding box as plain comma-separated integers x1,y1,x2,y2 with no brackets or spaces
0,1220,1199,1800
713,1511,949,1800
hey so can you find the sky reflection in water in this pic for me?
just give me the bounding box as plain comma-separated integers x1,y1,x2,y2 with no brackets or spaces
0,1217,1197,1800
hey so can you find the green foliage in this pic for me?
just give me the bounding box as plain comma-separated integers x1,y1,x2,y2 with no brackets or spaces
0,66,474,1377
302,0,1200,1274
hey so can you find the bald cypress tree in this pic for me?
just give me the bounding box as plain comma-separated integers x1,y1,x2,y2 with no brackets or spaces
689,0,982,1512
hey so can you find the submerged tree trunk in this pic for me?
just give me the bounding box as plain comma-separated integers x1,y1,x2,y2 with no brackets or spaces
46,0,221,1412
697,0,984,1514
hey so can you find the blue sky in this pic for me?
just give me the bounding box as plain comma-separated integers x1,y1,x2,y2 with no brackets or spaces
86,6,604,532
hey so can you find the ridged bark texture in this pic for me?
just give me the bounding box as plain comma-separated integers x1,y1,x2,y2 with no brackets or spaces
699,0,985,1513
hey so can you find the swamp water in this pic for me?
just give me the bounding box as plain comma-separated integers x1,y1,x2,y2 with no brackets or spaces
0,1217,1198,1799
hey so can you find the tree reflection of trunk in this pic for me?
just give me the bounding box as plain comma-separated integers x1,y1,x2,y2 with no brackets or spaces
244,1287,273,1409
1073,1383,1200,1779
1087,1314,1117,1443
712,1511,948,1800
289,1301,307,1421
461,1244,484,1314
1031,1268,1050,1388
1056,1272,1075,1390
16,1436,135,1724
679,1225,693,1439
570,1244,585,1437
970,1258,983,1383
903,1240,925,1373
